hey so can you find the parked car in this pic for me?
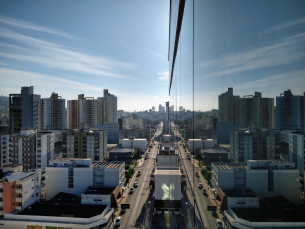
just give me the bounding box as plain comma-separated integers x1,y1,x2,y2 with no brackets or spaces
202,188,207,195
115,217,122,226
137,171,141,176
156,208,162,215
216,219,223,228
174,208,180,215
130,187,134,193
121,208,126,214
134,182,138,187
198,183,203,189
150,178,154,184
164,209,170,214
211,210,217,217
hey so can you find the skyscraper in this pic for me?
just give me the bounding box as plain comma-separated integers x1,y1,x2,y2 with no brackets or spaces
41,93,66,130
275,90,304,130
9,86,41,133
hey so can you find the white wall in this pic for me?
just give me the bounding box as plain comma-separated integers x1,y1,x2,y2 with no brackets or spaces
104,168,120,188
217,169,234,189
246,170,268,198
122,139,147,151
157,155,179,167
81,193,111,206
155,172,181,201
45,167,69,200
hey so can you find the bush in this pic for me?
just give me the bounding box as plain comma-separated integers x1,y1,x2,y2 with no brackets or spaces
125,165,130,170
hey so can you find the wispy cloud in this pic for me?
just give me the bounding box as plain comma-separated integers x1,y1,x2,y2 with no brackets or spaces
264,17,305,34
196,32,305,79
0,19,138,80
157,71,169,81
146,49,167,61
0,16,74,39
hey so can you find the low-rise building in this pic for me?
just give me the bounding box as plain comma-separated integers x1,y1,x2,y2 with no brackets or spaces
109,148,133,161
45,158,125,200
211,160,300,205
188,138,215,152
122,138,147,152
0,165,41,216
1,191,113,229
202,148,228,164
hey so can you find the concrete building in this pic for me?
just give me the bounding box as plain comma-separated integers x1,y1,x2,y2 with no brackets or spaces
0,165,41,215
0,133,9,167
40,92,66,130
45,158,125,201
122,138,147,152
217,122,244,143
101,89,118,124
119,129,147,140
218,87,240,124
109,148,133,161
276,90,304,130
188,138,215,152
159,104,165,113
98,122,119,143
202,148,228,164
62,129,107,161
8,128,54,171
289,132,305,175
9,86,41,133
230,129,281,162
211,160,300,205
124,113,146,129
1,192,113,229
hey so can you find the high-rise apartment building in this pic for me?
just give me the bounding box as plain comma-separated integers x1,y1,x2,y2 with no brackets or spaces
275,90,304,130
0,133,9,167
230,129,280,162
62,129,107,161
9,86,41,133
8,128,54,170
158,104,165,113
218,88,274,129
67,94,97,129
101,89,117,124
289,131,305,175
41,93,66,130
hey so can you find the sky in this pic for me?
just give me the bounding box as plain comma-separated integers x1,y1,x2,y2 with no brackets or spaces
0,1,305,112
0,1,170,111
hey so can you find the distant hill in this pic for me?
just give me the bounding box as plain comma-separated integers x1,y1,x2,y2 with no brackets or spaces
0,96,9,109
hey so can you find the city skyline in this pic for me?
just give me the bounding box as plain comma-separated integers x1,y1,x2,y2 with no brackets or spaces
1,1,304,112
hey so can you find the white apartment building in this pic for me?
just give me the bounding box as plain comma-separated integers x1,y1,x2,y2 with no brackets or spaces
124,114,146,129
0,165,41,215
211,160,300,205
188,138,214,152
45,158,125,201
8,128,54,171
289,132,305,175
122,138,147,151
0,133,9,167
41,93,66,130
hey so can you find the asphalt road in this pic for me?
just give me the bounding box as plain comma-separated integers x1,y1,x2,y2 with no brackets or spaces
117,142,158,228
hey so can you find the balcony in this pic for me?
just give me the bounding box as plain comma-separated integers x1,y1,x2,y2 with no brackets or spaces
16,188,23,193
0,210,3,215
16,206,22,211
0,201,3,207
16,197,23,202
0,193,2,198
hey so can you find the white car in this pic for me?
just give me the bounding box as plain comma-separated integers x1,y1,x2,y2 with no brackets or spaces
164,209,170,214
115,217,122,226
134,182,138,187
198,183,203,189
216,219,223,228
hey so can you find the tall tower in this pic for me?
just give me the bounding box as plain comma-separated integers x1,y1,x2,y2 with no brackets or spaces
102,89,117,124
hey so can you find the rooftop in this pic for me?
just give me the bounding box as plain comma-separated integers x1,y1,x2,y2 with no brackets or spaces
203,148,228,154
213,162,249,170
222,189,257,198
91,161,124,169
109,148,133,153
83,186,116,195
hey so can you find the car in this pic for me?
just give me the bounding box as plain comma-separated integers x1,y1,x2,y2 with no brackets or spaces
121,208,126,214
211,210,217,217
182,179,186,184
150,178,154,184
156,208,162,215
134,182,138,187
174,208,180,215
198,183,203,189
164,209,170,214
137,171,141,176
129,187,134,193
202,188,207,195
115,217,122,226
216,219,223,228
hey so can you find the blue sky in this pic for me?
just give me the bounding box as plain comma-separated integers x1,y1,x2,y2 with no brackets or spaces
1,1,304,112
0,1,170,111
